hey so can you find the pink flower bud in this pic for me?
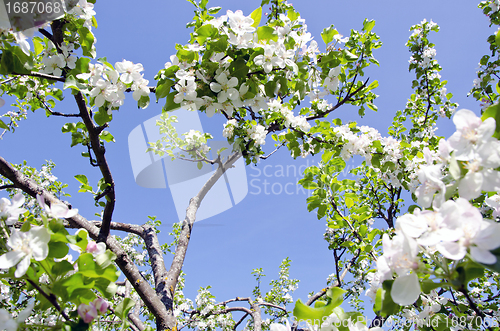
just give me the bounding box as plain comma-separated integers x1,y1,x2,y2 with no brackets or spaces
86,241,97,253
78,303,98,324
93,298,108,314
86,241,106,255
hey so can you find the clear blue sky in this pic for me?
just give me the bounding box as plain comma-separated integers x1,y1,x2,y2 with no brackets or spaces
0,0,495,323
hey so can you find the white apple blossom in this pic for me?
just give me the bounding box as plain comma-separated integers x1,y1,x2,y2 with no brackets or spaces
223,119,237,138
132,78,150,101
254,44,285,73
174,78,197,104
448,109,496,161
210,72,239,103
0,193,26,225
376,232,421,305
324,67,341,92
485,194,500,218
436,198,500,264
247,123,267,146
42,54,66,77
0,226,50,277
115,60,144,84
457,143,500,200
270,319,291,331
0,302,34,331
37,194,79,219
414,165,446,208
226,10,255,35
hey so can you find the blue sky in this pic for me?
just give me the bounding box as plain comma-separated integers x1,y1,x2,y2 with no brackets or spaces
0,0,496,324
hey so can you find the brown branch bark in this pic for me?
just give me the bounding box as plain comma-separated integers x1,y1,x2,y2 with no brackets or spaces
163,152,242,330
73,91,116,243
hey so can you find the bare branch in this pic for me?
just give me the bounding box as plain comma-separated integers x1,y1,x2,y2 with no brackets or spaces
26,279,71,322
73,91,116,243
164,152,242,329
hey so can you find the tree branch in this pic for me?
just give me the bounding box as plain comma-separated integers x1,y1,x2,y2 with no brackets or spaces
164,152,242,329
26,279,71,322
73,91,116,243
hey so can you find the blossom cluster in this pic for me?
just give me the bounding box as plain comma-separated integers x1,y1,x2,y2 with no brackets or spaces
370,109,500,306
153,3,355,161
77,59,149,114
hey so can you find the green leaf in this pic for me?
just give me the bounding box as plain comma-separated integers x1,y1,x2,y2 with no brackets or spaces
62,273,95,300
33,37,44,56
363,19,376,32
496,28,500,48
138,95,150,109
257,26,278,42
321,25,338,45
94,108,112,126
379,280,400,317
67,229,89,253
95,250,117,269
196,24,218,44
420,279,444,294
264,80,278,98
293,288,345,326
63,75,87,92
208,6,221,14
100,131,115,143
115,297,135,319
48,241,69,259
163,91,181,112
156,80,175,101
228,58,249,82
481,102,500,138
250,7,262,28
345,197,354,209
78,27,95,58
78,253,119,282
0,119,9,130
343,50,358,62
52,260,74,277
0,49,31,75
75,174,89,185
325,287,347,307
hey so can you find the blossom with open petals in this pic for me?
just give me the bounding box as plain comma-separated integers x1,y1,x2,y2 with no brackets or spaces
210,72,239,103
0,193,26,225
0,227,50,277
448,109,496,161
37,194,78,219
436,198,500,264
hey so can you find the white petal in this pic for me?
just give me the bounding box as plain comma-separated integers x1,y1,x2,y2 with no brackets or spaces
436,241,466,260
0,251,25,269
470,246,497,264
14,255,31,278
391,273,421,306
11,193,25,208
458,172,483,200
396,214,427,238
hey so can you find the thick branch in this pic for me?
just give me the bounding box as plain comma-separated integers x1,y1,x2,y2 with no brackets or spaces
164,152,242,329
142,224,170,310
